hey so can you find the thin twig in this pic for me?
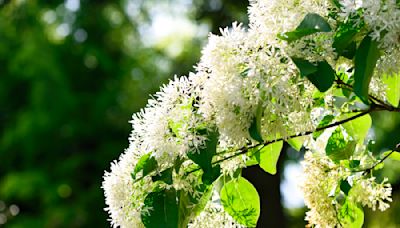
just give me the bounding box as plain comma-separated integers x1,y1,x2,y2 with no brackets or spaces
349,150,394,175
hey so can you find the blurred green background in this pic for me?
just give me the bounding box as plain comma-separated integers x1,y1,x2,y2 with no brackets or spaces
0,0,399,227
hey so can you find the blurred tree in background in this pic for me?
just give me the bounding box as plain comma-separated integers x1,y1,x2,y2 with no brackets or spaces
0,0,248,227
0,0,399,227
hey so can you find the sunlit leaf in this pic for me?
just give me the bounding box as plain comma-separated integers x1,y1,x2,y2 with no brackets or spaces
259,141,284,175
382,74,400,107
220,177,260,227
287,136,307,151
245,145,264,166
326,127,356,162
342,113,372,143
178,185,212,227
313,114,335,139
382,151,400,162
339,198,364,228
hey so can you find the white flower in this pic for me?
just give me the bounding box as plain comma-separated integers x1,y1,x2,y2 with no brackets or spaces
338,0,363,18
350,177,392,211
102,147,152,227
300,151,342,227
130,74,209,162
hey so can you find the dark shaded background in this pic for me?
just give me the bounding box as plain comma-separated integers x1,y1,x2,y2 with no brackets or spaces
0,0,399,227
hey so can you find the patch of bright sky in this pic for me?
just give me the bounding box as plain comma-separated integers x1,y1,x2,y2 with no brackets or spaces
281,162,305,208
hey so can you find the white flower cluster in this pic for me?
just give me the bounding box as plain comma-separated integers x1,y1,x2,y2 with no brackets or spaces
300,151,343,227
301,131,393,227
103,74,212,227
248,0,332,46
339,0,400,49
196,22,316,149
350,177,393,211
103,0,398,227
339,0,400,76
129,75,208,162
103,149,152,227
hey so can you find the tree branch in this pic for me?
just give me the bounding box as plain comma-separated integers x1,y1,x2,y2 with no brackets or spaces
187,101,398,175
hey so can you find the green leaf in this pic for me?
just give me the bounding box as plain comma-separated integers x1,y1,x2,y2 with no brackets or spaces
339,198,364,228
152,167,173,185
291,58,318,77
132,153,158,180
240,68,251,77
259,141,284,175
141,188,179,228
174,156,185,173
348,160,361,169
374,162,384,170
331,0,341,8
313,114,335,139
178,185,212,227
333,23,359,57
383,74,400,107
383,151,400,162
279,13,331,42
341,42,357,59
354,35,381,104
187,129,220,185
201,165,221,185
249,102,264,143
307,61,335,92
326,127,356,162
279,28,321,42
287,136,307,151
245,145,264,166
342,113,372,143
292,58,335,92
341,159,360,170
297,13,332,32
340,179,351,195
220,177,260,227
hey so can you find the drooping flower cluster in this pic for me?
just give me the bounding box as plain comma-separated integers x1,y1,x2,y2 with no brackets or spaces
300,150,343,227
103,0,398,227
338,0,400,76
300,128,393,227
350,177,392,211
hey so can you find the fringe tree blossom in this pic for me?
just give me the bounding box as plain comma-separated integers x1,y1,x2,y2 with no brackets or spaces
338,0,400,76
300,150,342,227
350,177,392,211
103,0,400,227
